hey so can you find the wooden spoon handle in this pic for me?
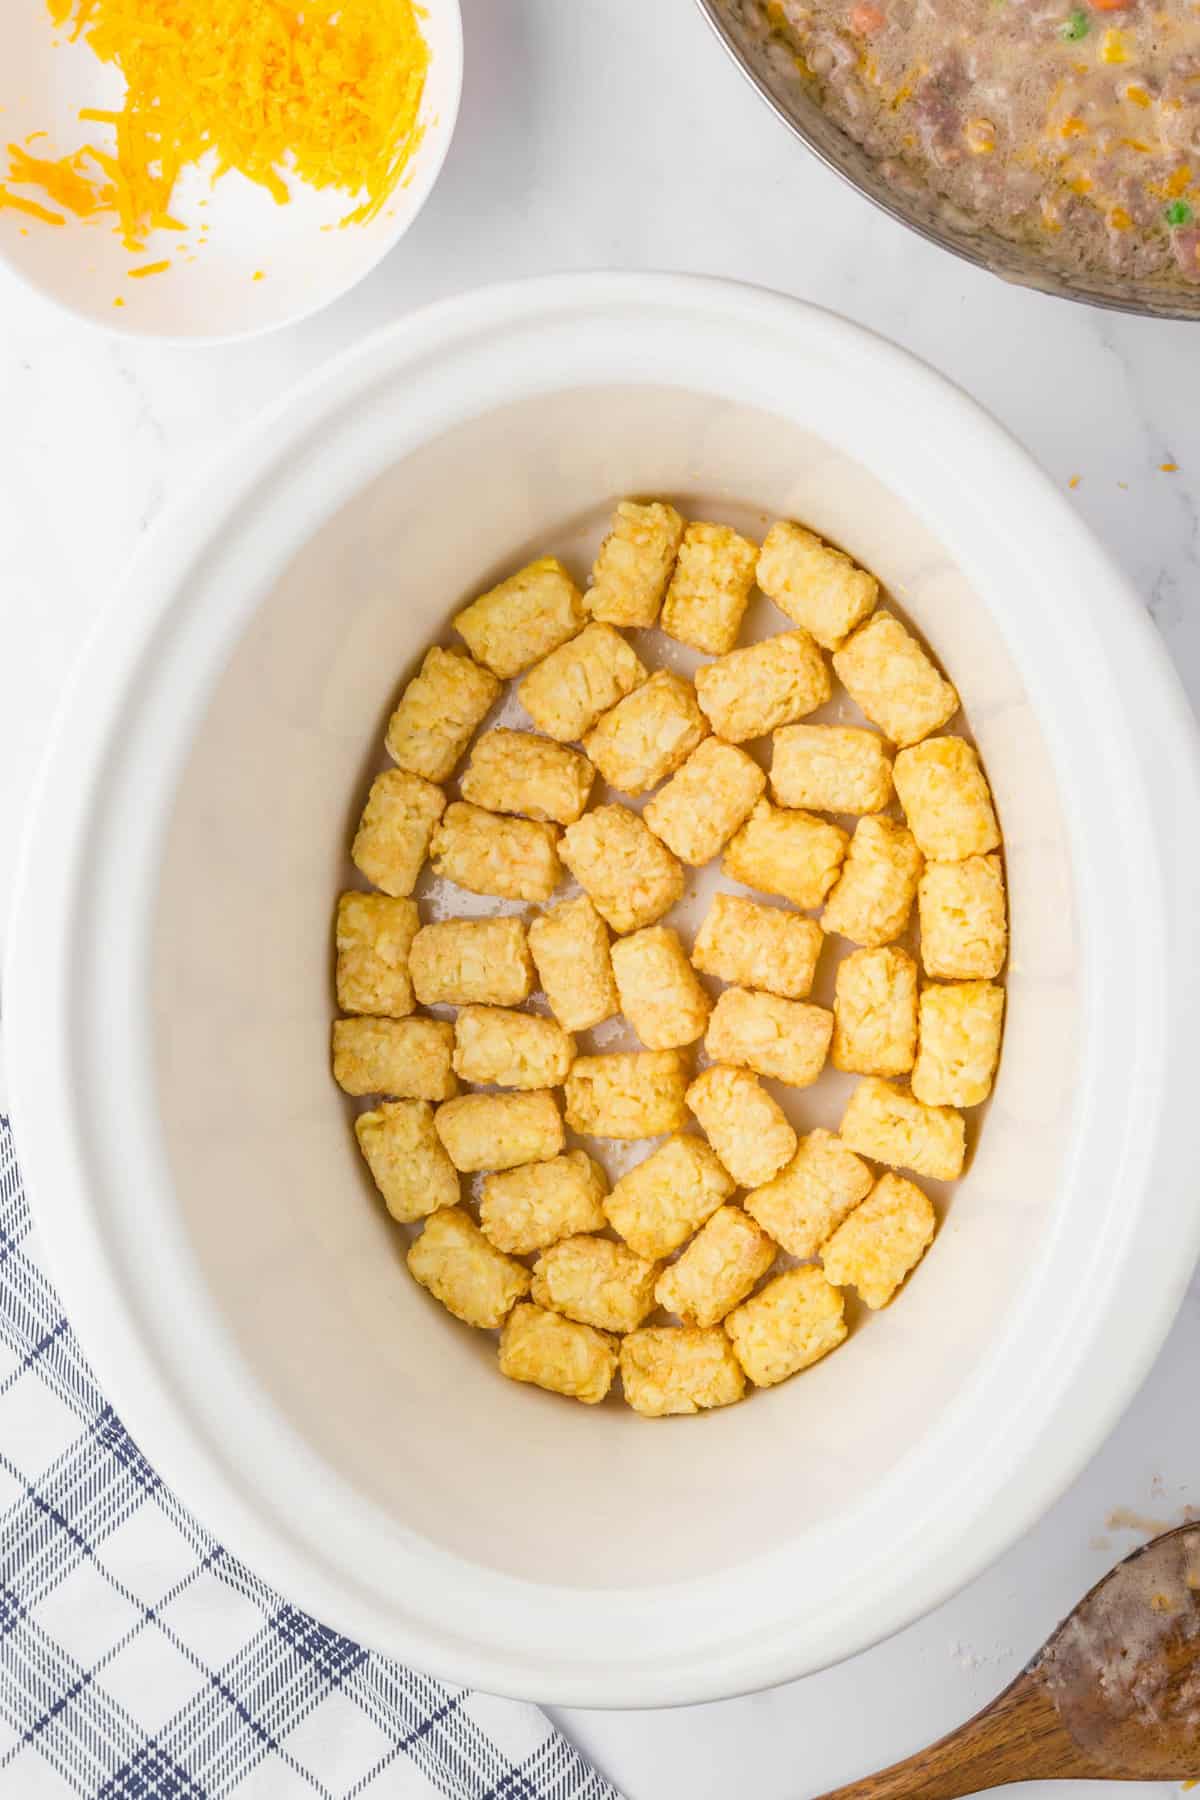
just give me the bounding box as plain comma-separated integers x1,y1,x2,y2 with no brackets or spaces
810,1668,1096,1800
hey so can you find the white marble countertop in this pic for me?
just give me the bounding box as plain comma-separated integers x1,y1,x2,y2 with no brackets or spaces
1,2,1197,1795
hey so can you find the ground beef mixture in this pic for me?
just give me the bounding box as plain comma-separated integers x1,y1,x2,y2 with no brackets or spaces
736,0,1200,287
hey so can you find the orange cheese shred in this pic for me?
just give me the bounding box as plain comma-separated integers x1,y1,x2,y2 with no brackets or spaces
8,0,429,250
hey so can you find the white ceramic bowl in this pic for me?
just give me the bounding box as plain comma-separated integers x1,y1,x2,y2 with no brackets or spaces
0,0,461,341
7,274,1200,1707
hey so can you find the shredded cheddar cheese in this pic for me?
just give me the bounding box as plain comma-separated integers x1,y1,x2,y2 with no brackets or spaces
8,0,429,252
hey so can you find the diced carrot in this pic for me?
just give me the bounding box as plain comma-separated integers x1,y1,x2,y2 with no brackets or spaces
849,2,886,33
1091,0,1132,13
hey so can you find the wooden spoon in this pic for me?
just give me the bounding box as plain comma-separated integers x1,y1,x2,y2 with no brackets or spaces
815,1523,1200,1798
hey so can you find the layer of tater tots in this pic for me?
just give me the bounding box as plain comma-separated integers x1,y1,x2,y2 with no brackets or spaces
822,815,922,947
839,1077,965,1181
559,804,685,934
743,1128,873,1259
385,645,500,783
725,1266,847,1387
453,556,584,679
407,1206,530,1329
434,1090,564,1172
351,769,446,898
705,987,833,1088
620,1326,746,1417
756,521,878,651
583,670,708,796
585,500,685,628
431,801,562,903
565,1050,690,1142
893,737,1001,861
354,1099,459,1222
694,629,830,743
661,521,758,656
460,729,594,825
821,1172,936,1309
518,621,647,742
332,1016,457,1101
911,981,1005,1108
832,946,919,1077
918,855,1008,980
335,892,418,1018
654,1205,776,1329
604,1133,733,1260
499,1303,618,1405
770,724,893,814
723,799,848,910
685,1064,797,1189
690,892,823,1000
527,894,618,1032
832,612,959,748
532,1236,659,1334
451,1006,575,1090
479,1151,608,1255
643,737,765,866
611,927,710,1050
409,916,534,1007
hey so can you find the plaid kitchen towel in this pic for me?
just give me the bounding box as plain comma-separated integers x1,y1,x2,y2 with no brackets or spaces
0,1118,619,1800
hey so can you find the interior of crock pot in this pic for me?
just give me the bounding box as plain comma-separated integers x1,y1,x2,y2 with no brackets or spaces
150,384,1079,1590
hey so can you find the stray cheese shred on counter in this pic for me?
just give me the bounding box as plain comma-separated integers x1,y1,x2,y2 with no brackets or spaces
6,0,430,250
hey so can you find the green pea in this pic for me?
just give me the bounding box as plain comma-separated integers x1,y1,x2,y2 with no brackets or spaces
1165,199,1194,228
1060,9,1089,38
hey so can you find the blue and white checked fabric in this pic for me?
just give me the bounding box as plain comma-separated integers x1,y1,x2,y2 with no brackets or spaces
0,1118,620,1800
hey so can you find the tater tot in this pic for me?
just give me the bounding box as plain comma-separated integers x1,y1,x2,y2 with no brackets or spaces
431,801,562,903
460,729,594,825
434,1090,564,1173
723,800,848,910
690,893,823,1000
499,1303,618,1404
332,1016,457,1101
409,916,534,1007
611,926,711,1050
451,1006,575,1089
385,646,500,783
770,724,893,814
832,946,919,1076
533,1235,660,1334
821,1173,936,1309
620,1326,746,1416
583,671,708,797
407,1207,530,1329
565,1050,690,1141
605,1134,734,1259
351,769,446,898
892,737,1001,861
354,1099,459,1222
453,557,585,679
643,738,766,866
528,894,619,1032
705,987,832,1088
479,1151,609,1256
822,815,922,947
725,1266,847,1387
335,892,418,1018
756,521,878,650
560,805,685,934
661,521,758,655
833,612,958,748
518,622,647,743
839,1078,965,1181
654,1205,777,1328
586,500,685,628
743,1128,873,1260
694,629,830,743
911,981,1004,1108
685,1064,797,1189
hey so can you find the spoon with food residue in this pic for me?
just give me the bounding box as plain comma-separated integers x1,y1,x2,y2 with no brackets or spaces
813,1523,1200,1798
